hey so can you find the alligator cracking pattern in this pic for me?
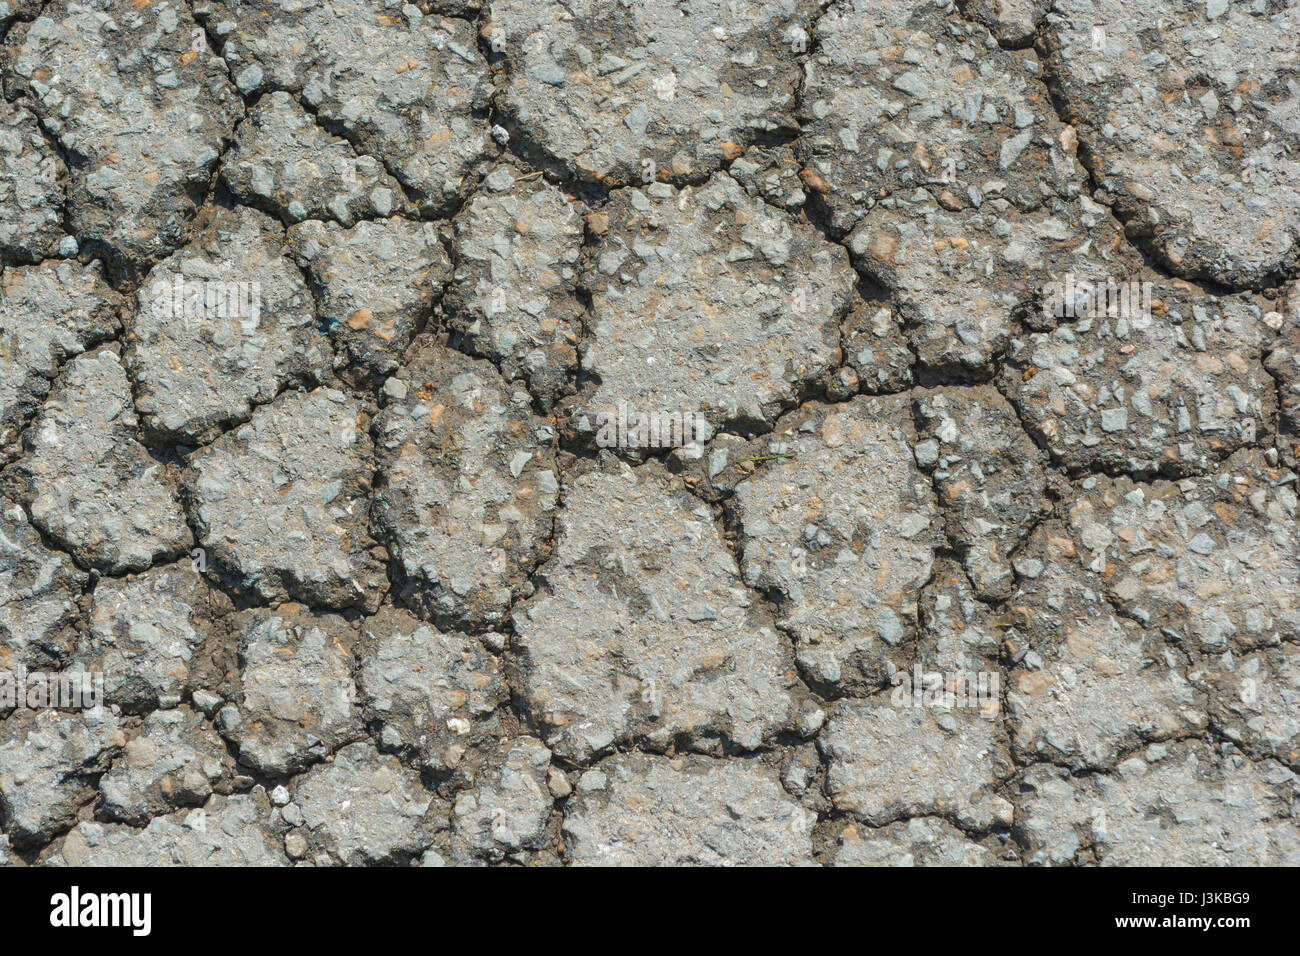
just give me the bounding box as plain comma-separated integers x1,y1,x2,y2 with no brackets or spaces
0,0,1298,866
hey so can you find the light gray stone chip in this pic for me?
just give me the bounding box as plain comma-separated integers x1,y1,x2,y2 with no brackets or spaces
563,753,816,866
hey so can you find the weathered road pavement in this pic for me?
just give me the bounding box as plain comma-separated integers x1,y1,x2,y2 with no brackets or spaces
1,0,1298,866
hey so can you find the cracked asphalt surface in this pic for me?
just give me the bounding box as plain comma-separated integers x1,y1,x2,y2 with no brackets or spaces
0,0,1297,867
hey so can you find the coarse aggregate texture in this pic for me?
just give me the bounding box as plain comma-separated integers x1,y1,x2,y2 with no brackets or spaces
128,205,333,446
2,0,242,277
1,0,1297,868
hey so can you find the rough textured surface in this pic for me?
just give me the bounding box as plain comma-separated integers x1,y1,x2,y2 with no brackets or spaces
295,741,436,864
75,562,220,712
444,165,584,409
222,92,409,227
18,348,192,573
914,386,1047,599
0,99,65,264
0,708,120,849
801,4,1075,235
512,461,801,763
563,753,815,866
1064,450,1300,654
372,341,557,628
219,606,361,776
1003,522,1207,770
828,817,1002,867
99,706,235,825
729,396,944,694
3,0,1298,869
3,0,242,273
0,495,86,668
963,0,1049,45
822,697,1011,829
579,173,850,432
357,607,508,774
128,205,332,445
450,736,551,864
1000,284,1277,477
1266,284,1300,467
0,259,120,460
184,388,387,612
203,0,492,213
45,792,288,866
1016,743,1300,865
288,217,449,385
488,0,815,185
1040,0,1300,285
